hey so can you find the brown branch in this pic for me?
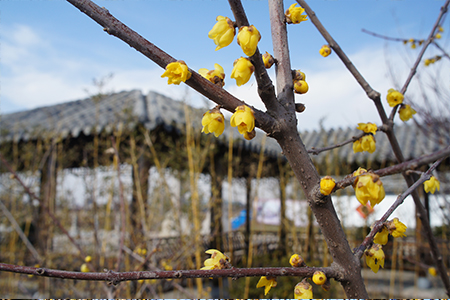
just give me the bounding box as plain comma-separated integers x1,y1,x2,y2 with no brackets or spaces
0,262,338,282
361,28,408,42
228,0,279,114
66,0,276,134
334,145,450,192
353,157,445,258
432,41,450,60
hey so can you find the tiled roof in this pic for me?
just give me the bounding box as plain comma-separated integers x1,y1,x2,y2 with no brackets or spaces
1,90,447,164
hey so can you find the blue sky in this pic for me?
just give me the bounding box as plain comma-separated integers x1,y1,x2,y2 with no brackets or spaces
1,0,448,130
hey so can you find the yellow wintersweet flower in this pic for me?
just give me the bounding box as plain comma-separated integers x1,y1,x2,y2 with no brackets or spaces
230,105,255,139
435,33,442,39
285,3,308,24
319,45,332,57
208,16,235,51
161,61,191,85
386,88,404,107
85,255,92,263
398,104,416,122
293,69,306,81
353,135,376,154
353,167,367,177
424,176,440,194
365,244,385,273
387,218,407,238
262,51,275,69
80,263,90,273
294,279,313,299
201,106,225,137
354,172,385,207
320,176,336,196
357,122,377,135
200,249,230,270
256,276,277,295
199,63,225,87
230,57,254,86
237,25,261,57
373,226,389,245
312,270,327,285
289,253,305,267
293,80,309,94
428,267,437,277
438,26,444,32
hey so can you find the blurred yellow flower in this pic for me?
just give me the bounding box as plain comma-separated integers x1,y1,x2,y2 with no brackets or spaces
424,176,440,194
319,45,332,57
320,176,336,196
208,16,235,51
161,61,191,85
285,3,308,24
237,25,261,56
294,279,313,299
365,244,385,273
354,172,385,207
428,267,437,277
199,63,225,87
200,249,230,270
230,105,255,139
386,88,404,107
80,263,90,273
399,104,416,122
230,57,254,86
256,276,277,295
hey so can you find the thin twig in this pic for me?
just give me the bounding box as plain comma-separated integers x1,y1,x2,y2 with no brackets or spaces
0,262,338,282
111,136,127,272
307,132,365,155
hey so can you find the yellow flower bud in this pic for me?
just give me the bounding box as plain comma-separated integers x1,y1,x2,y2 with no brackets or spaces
398,104,416,122
237,25,261,57
208,16,235,51
230,105,255,138
289,253,305,267
424,176,440,194
294,279,313,299
84,255,92,263
312,270,327,285
319,45,332,57
199,63,225,87
285,3,308,24
365,244,385,273
293,80,309,94
293,69,306,81
435,33,442,39
354,172,385,207
230,57,254,86
320,176,336,196
161,61,191,85
262,51,275,69
201,106,225,137
428,267,437,277
256,276,277,295
386,89,404,107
